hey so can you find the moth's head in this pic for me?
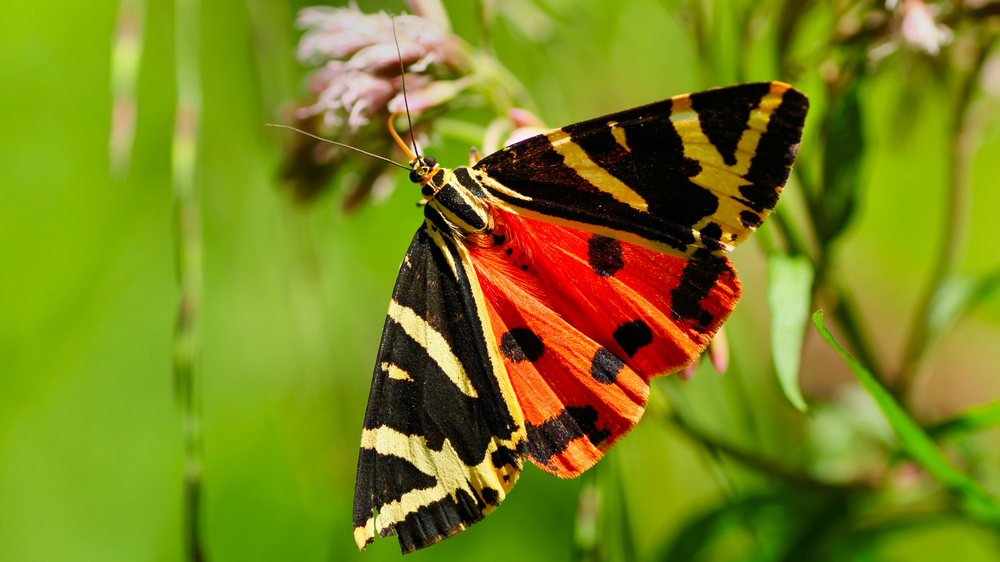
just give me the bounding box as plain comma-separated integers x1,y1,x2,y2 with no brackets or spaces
387,111,439,185
408,156,438,184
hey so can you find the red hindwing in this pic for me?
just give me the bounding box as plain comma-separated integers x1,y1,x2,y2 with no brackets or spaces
468,208,741,476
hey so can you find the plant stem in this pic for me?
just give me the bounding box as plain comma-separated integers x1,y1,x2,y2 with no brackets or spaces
173,0,204,558
109,0,145,180
897,40,993,399
667,411,866,493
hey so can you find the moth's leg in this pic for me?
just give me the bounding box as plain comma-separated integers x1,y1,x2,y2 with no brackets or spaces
468,147,481,166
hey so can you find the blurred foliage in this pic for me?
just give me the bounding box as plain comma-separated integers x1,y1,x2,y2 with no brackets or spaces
3,0,1000,561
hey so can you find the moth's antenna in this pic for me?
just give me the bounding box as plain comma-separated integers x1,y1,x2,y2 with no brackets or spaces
392,17,420,159
266,123,410,171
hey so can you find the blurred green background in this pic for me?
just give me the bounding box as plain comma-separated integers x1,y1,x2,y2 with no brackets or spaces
2,0,1000,560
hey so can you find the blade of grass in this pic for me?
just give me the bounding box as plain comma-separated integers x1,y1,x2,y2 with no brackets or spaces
812,310,1000,525
927,399,1000,440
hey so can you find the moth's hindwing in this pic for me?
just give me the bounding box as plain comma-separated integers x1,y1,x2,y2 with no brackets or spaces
468,208,739,476
472,81,808,258
353,207,526,554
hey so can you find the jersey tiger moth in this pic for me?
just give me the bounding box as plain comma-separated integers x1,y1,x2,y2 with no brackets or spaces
352,81,808,553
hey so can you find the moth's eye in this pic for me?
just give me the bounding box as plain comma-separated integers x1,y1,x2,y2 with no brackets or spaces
409,169,421,183
424,156,437,168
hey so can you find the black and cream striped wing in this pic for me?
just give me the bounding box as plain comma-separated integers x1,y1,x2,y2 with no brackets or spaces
353,207,526,554
471,82,808,257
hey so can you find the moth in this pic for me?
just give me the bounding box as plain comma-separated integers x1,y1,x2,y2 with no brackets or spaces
352,82,808,553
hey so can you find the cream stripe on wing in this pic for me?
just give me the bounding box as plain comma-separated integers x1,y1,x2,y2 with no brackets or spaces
387,300,479,398
669,83,789,198
546,129,649,212
356,426,516,538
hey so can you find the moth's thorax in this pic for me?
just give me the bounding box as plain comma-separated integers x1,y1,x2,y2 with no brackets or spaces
424,166,493,236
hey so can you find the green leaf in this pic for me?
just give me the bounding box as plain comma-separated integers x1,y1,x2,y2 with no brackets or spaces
812,311,1000,525
927,399,1000,440
926,274,977,344
815,82,865,245
767,253,814,412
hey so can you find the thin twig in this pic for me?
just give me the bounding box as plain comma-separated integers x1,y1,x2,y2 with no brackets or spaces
173,0,205,558
667,412,869,493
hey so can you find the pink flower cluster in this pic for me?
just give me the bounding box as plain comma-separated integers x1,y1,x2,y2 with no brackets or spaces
295,3,467,131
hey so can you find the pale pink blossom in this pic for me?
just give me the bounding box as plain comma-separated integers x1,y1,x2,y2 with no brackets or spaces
503,108,549,147
679,361,698,381
303,68,398,130
405,0,452,34
708,326,729,374
283,0,523,208
897,0,952,55
388,76,477,114
296,5,388,62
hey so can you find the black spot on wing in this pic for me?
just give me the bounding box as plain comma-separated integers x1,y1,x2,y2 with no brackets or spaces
479,486,500,506
591,347,625,384
524,406,611,467
699,222,724,251
587,235,624,277
740,210,762,229
491,445,521,472
500,327,545,363
492,233,505,247
670,251,733,331
567,405,612,448
689,83,770,167
613,319,653,358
